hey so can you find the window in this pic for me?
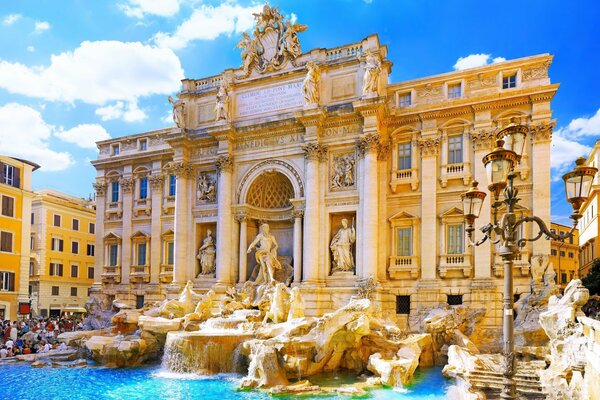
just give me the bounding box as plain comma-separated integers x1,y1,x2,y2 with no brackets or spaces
166,241,174,265
2,164,17,186
87,266,94,279
111,182,119,203
137,243,147,266
49,263,64,277
139,139,148,151
87,244,95,257
396,227,412,256
397,142,411,170
72,218,79,231
139,177,148,200
560,251,565,257
447,294,463,305
89,223,95,234
30,235,34,250
51,286,59,296
31,212,34,224
396,295,411,315
71,241,79,254
568,252,574,259
502,73,517,89
51,238,64,252
168,174,176,197
447,224,464,254
561,273,567,284
136,295,145,309
398,92,411,107
551,249,557,256
112,144,120,156
448,83,462,99
71,287,77,297
53,214,61,227
0,231,13,253
569,236,573,244
29,262,35,276
1,195,14,217
0,271,15,291
71,265,78,278
109,244,119,266
448,135,463,164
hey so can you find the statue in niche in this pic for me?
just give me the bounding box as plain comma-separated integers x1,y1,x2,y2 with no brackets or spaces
362,51,382,96
168,95,185,129
247,223,282,284
279,20,307,59
330,218,356,273
197,230,216,276
196,173,216,203
237,32,261,77
331,154,355,189
214,80,231,122
301,61,320,106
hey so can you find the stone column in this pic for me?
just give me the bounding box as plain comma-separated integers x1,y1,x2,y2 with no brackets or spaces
236,213,248,283
172,161,192,286
292,209,303,286
472,131,494,278
92,179,106,287
531,122,553,257
358,134,380,279
215,155,233,286
302,142,327,285
149,171,164,284
119,171,134,285
417,136,440,280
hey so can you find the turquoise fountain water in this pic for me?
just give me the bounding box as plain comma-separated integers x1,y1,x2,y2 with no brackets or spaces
0,363,450,399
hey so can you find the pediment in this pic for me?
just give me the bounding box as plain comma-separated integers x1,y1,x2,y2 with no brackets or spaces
161,228,175,237
131,230,150,239
388,210,418,222
440,207,464,218
103,232,122,241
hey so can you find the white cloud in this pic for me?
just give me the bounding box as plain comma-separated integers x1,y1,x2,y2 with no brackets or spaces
0,103,74,171
564,108,600,138
453,53,506,70
55,124,111,149
95,101,147,122
120,0,181,18
26,46,35,52
0,40,184,105
3,14,21,26
33,21,50,33
153,3,262,50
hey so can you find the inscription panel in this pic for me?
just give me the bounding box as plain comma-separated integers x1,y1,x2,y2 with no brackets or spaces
236,81,303,118
235,133,302,151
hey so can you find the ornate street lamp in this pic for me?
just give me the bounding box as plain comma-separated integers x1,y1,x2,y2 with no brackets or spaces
462,125,598,399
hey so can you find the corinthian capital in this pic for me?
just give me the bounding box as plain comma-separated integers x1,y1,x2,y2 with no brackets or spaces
357,133,380,158
471,130,495,151
118,177,134,193
165,161,194,178
417,136,440,157
530,121,555,143
92,181,106,197
302,142,328,161
216,155,233,173
148,174,164,191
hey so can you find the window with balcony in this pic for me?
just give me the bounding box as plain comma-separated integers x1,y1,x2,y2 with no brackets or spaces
388,211,419,279
397,142,411,170
448,135,463,164
139,177,148,200
0,271,15,291
0,231,13,253
109,244,119,266
137,243,147,266
111,181,119,203
447,223,464,254
396,227,412,256
49,263,63,276
502,73,517,89
1,195,14,217
447,83,462,99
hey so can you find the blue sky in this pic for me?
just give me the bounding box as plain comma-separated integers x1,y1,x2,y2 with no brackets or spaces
0,0,598,223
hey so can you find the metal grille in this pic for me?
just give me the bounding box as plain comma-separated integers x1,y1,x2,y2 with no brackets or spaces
447,294,463,305
396,295,411,315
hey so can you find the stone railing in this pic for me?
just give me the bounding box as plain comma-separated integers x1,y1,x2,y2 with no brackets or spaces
388,256,419,279
159,264,174,283
580,315,600,393
101,266,121,283
192,76,223,92
390,168,419,192
440,162,471,187
493,251,531,277
438,254,472,278
105,201,123,220
325,44,363,61
130,265,150,283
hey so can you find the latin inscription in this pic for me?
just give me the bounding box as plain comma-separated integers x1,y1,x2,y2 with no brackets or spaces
235,133,302,151
236,81,303,118
323,124,361,138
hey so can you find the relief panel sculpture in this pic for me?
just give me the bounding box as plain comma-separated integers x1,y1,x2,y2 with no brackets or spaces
196,172,217,204
330,152,356,191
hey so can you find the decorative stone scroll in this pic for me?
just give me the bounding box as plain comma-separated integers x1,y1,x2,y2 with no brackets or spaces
417,84,441,98
148,174,164,191
471,130,496,151
165,161,194,178
522,61,551,81
302,142,328,161
330,152,356,190
118,177,134,193
215,155,233,173
93,181,106,197
531,121,555,143
378,140,390,161
357,133,380,158
417,136,440,157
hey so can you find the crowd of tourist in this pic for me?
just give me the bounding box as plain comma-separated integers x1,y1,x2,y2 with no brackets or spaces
0,317,84,358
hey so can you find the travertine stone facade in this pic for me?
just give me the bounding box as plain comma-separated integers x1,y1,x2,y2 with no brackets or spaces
91,9,557,343
578,140,600,278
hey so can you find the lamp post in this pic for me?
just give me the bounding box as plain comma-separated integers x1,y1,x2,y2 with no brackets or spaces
461,123,598,399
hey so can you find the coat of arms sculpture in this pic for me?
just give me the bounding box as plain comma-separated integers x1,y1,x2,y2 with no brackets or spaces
237,4,307,77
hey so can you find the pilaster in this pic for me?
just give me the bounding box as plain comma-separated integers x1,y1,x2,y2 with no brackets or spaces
119,169,134,285
215,154,234,287
149,168,164,284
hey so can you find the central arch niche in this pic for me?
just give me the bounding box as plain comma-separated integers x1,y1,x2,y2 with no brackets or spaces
246,171,295,209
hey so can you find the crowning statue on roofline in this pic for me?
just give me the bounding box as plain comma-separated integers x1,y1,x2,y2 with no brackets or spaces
237,4,307,77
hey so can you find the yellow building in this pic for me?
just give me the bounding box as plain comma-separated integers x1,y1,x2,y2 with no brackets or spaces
0,155,38,320
550,222,579,289
30,189,96,318
579,140,600,278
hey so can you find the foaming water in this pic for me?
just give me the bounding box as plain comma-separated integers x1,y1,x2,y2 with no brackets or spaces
0,364,450,400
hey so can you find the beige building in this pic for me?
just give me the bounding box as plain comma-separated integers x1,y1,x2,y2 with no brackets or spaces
550,222,579,289
579,140,600,278
30,190,96,317
91,10,556,345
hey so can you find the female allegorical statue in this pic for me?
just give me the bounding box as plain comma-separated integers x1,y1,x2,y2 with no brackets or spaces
330,218,356,273
197,229,216,276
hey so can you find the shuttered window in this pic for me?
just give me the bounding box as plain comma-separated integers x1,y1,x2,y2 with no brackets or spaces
1,195,14,217
0,231,13,252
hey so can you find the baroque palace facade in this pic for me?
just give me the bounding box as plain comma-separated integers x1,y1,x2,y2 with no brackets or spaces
91,6,556,335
